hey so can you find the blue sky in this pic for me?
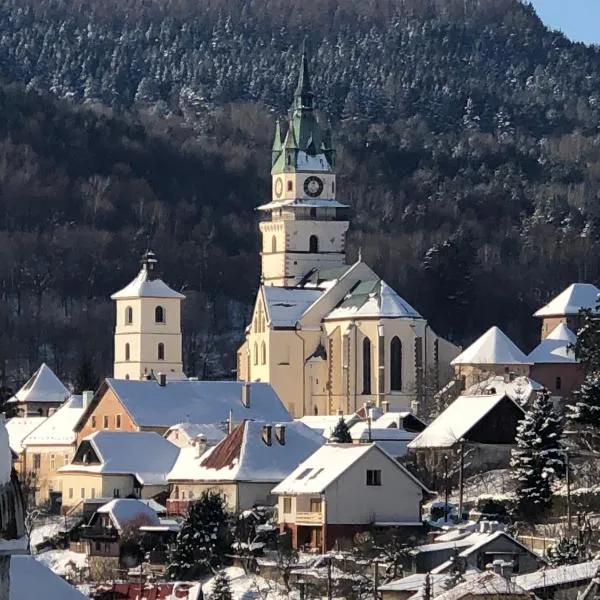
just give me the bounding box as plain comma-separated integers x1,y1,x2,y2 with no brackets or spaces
528,0,600,44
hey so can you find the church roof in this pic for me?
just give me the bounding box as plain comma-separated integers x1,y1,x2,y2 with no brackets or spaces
534,283,600,317
111,264,185,300
262,286,323,327
528,323,578,364
451,326,532,366
326,279,422,320
7,363,70,405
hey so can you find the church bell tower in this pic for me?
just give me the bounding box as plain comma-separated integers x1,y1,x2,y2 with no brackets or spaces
258,50,349,287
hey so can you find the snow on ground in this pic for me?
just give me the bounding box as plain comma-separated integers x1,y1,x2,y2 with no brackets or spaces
35,548,88,578
30,515,82,550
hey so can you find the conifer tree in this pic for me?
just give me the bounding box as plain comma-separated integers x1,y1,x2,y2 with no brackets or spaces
73,355,99,394
166,491,232,580
567,372,600,451
547,537,588,566
211,570,233,600
330,417,352,443
510,389,565,522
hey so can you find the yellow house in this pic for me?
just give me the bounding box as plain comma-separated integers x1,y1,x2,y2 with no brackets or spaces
5,416,46,475
237,53,459,417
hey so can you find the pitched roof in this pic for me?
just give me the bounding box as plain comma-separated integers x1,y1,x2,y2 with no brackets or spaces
96,498,160,531
165,422,226,446
76,379,291,431
347,425,416,458
515,559,600,590
429,570,530,600
272,442,427,495
0,416,12,485
6,416,46,453
59,431,180,485
408,394,524,449
465,375,543,402
262,286,323,327
534,283,600,317
451,327,532,366
22,395,84,446
110,264,185,299
296,414,361,439
378,573,450,593
528,323,578,364
168,420,324,483
7,363,70,405
326,279,422,320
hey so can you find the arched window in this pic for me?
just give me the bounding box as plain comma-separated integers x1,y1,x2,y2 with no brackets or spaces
125,374,130,380
313,406,319,415
287,180,293,191
157,343,165,360
125,306,133,325
309,235,319,253
271,236,277,253
362,337,372,395
261,342,266,365
254,342,258,365
155,305,165,323
125,343,130,361
390,336,403,391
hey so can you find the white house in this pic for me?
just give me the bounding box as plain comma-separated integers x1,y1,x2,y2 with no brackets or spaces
164,422,226,449
272,443,428,551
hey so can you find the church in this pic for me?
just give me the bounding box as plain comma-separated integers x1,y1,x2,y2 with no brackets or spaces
237,53,459,417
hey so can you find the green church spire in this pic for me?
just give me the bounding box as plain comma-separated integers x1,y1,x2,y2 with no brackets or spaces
294,44,313,112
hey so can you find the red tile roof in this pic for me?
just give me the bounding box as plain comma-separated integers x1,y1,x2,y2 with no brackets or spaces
200,421,245,470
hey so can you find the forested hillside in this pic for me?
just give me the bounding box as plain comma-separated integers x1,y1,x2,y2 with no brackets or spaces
0,0,600,386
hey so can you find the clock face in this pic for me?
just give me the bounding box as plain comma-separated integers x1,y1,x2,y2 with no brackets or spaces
304,176,324,198
274,177,283,198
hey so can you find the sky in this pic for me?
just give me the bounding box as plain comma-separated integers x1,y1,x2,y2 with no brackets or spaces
528,0,600,45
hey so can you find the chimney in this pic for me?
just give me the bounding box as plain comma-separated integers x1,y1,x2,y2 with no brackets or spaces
241,382,251,408
262,424,272,446
194,434,207,458
488,559,512,577
158,373,167,387
82,390,94,408
275,424,286,446
382,401,390,414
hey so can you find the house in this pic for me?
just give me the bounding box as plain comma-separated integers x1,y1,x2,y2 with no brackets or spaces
451,327,532,390
6,363,70,417
272,443,428,552
167,420,324,514
378,573,457,600
164,422,226,449
58,431,179,510
5,416,46,473
21,393,88,504
74,378,291,442
237,52,459,418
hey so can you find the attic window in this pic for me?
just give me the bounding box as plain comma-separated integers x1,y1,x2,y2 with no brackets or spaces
295,468,313,480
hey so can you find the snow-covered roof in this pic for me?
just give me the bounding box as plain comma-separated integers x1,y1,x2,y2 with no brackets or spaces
349,426,413,458
165,422,226,446
378,573,450,592
408,393,524,449
7,363,70,405
326,279,423,320
262,286,323,327
10,555,89,600
79,379,291,430
22,395,84,447
111,263,185,300
534,283,600,317
528,323,578,364
168,420,324,483
451,326,532,366
59,431,180,485
465,375,543,403
515,559,600,590
296,414,361,439
272,442,427,495
428,570,530,600
96,498,161,531
6,416,46,453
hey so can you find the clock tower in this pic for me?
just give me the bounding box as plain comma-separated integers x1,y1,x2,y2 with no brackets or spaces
258,50,349,286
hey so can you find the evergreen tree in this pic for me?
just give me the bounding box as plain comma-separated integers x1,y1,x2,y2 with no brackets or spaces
574,304,600,372
567,372,600,451
510,390,565,522
547,537,588,566
441,548,466,590
211,570,233,600
73,355,100,394
330,417,353,443
166,491,232,580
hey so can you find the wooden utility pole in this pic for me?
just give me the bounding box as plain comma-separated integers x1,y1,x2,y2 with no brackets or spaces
458,439,465,521
565,450,572,533
373,560,379,600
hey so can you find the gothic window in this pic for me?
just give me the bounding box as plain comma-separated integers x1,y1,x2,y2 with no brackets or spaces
125,343,130,361
158,343,165,360
309,235,319,253
254,342,258,365
155,305,165,323
313,406,319,415
271,236,277,253
390,336,403,391
261,342,266,365
125,306,133,325
363,337,372,394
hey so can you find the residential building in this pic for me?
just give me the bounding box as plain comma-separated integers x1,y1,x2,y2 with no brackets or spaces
74,378,291,442
349,417,426,459
6,363,70,417
5,416,46,473
237,52,459,417
58,430,179,510
167,420,324,514
272,443,428,551
164,422,226,449
21,393,87,504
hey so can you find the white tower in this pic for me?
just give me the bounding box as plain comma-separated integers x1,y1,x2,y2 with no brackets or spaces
111,250,186,381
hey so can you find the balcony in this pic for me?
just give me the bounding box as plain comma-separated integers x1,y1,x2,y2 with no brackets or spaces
79,526,119,542
296,511,323,525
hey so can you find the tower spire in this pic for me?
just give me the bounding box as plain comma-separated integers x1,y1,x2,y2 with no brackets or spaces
294,41,313,111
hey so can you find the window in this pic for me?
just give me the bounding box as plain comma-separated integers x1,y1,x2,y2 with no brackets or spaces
332,181,335,194
50,455,55,470
91,488,96,499
103,415,109,428
155,305,165,323
125,343,130,361
182,491,186,500
283,497,292,514
556,376,562,390
69,488,73,499
309,235,319,253
116,414,122,429
80,488,85,499
33,454,41,470
254,342,258,365
174,485,179,500
189,491,195,500
113,488,120,498
309,207,317,218
390,336,403,391
366,469,382,486
271,236,277,253
64,453,70,466
310,498,322,513
125,306,133,325
313,405,319,415
287,179,293,191
363,337,372,394
158,343,165,360
261,342,266,365
95,541,101,552
91,416,97,428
